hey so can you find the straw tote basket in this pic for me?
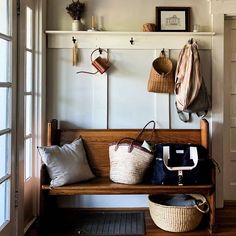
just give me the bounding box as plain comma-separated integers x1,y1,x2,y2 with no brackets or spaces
109,121,155,184
148,194,209,232
148,51,174,93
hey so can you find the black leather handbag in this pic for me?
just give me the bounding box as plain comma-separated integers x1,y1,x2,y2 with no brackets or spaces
149,143,214,185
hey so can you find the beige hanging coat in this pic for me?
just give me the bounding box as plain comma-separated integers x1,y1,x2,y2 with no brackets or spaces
175,41,202,111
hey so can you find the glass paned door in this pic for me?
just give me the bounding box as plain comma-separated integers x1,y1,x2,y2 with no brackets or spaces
0,0,16,235
0,180,10,230
24,6,33,182
18,0,36,228
0,0,10,35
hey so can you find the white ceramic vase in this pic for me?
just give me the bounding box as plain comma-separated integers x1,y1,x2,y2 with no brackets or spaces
72,20,80,31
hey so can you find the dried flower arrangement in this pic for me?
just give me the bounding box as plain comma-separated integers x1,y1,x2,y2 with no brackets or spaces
66,0,85,20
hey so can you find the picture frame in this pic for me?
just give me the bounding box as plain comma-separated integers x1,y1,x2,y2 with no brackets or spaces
156,7,190,32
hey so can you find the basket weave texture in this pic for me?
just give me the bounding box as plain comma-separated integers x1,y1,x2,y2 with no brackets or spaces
109,144,153,184
148,55,174,94
148,194,208,232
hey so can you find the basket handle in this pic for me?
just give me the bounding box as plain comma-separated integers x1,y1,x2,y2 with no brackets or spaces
115,137,137,153
114,121,156,153
194,201,210,214
135,120,156,142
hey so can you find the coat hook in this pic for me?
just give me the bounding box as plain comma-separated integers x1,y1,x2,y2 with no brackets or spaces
98,47,103,54
130,37,134,45
188,38,193,44
72,37,76,44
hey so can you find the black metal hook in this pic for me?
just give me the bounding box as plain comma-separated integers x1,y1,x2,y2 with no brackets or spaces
188,38,193,44
72,37,76,44
98,47,103,54
160,48,166,57
130,37,134,45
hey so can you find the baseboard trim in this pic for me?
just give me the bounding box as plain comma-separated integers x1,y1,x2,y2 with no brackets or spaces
24,217,37,234
224,200,236,206
56,207,149,212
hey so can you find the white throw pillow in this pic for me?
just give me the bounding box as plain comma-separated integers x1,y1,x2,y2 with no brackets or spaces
38,138,95,187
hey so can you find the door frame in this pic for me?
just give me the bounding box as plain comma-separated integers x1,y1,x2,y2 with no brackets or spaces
0,0,17,235
223,16,236,201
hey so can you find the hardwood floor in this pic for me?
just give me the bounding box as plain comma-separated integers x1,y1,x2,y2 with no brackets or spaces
26,204,236,236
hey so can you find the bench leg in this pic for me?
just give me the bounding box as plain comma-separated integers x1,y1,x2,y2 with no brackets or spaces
40,191,58,232
207,192,216,234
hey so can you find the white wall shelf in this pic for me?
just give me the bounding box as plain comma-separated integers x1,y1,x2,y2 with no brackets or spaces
45,30,215,50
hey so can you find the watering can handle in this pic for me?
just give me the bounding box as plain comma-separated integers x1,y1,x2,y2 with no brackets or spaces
76,48,110,75
90,48,108,62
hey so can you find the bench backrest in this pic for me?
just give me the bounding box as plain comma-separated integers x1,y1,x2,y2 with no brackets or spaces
47,119,209,177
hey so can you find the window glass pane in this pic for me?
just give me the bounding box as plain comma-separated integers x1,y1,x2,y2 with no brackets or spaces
25,51,32,92
0,0,10,35
0,180,10,229
0,134,11,180
25,95,32,136
0,39,11,83
0,0,12,233
26,7,33,50
25,138,32,180
0,88,11,130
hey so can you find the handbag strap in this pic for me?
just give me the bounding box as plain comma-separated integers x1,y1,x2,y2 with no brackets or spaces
163,146,198,171
115,137,137,153
114,121,156,153
135,120,156,142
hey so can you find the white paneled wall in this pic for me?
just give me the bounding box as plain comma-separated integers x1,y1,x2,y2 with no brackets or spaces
47,49,108,129
46,0,213,207
47,0,212,32
108,49,168,128
47,46,212,130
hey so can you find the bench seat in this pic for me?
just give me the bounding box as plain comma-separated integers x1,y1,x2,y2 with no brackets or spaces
42,176,214,195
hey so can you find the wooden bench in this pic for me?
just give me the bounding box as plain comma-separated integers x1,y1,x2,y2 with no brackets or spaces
40,119,216,233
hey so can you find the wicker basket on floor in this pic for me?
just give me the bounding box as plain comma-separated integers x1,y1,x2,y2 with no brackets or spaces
148,194,209,232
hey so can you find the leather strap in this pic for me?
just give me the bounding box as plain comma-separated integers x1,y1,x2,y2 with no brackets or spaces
135,120,156,142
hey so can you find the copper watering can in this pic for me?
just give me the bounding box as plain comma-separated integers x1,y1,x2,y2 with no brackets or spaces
77,48,111,75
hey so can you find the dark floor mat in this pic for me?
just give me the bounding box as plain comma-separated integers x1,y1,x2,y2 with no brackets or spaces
76,211,145,235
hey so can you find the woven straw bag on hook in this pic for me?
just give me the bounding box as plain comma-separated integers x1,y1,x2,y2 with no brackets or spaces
148,51,174,94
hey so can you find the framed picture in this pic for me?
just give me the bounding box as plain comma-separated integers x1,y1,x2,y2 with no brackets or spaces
156,7,190,32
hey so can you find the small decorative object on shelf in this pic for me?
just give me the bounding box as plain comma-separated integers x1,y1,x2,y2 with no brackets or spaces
156,7,190,32
72,20,80,31
193,24,200,32
87,16,97,31
143,23,156,32
66,0,85,31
